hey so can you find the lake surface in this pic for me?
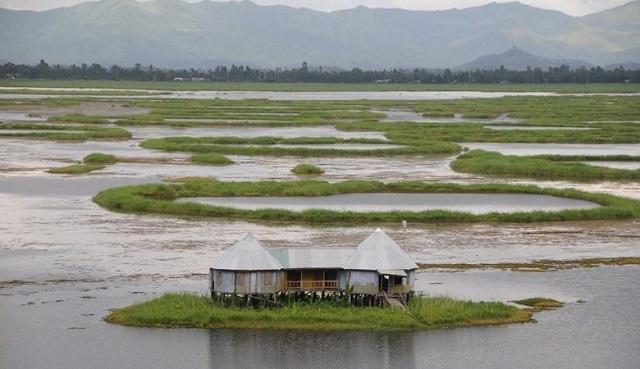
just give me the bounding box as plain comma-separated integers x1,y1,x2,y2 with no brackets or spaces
1,266,637,369
178,193,599,214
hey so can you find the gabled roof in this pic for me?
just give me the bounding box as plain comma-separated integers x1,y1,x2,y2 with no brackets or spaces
210,234,283,271
343,228,418,271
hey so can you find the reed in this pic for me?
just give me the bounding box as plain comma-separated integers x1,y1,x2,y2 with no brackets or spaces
92,180,640,224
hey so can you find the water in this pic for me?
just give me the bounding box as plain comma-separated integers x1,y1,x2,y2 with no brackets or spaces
583,161,640,170
0,267,637,369
462,143,640,156
179,193,600,214
123,125,387,140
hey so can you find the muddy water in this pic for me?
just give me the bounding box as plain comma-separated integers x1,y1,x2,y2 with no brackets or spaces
462,143,640,156
583,161,640,170
484,125,594,131
179,193,599,214
123,125,388,140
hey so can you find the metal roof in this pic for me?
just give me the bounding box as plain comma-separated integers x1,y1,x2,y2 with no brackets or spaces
343,228,418,271
269,248,355,269
209,234,284,271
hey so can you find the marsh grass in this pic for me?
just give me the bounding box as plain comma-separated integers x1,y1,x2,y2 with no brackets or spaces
83,153,117,164
451,150,640,180
92,180,640,224
190,153,234,165
140,137,460,157
512,298,564,311
292,163,324,175
104,293,532,331
47,164,105,174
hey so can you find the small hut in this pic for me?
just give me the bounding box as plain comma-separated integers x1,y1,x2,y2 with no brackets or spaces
343,228,418,301
209,235,283,297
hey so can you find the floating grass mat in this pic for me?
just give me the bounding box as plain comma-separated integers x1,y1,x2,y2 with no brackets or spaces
105,293,533,331
140,136,460,157
48,164,105,174
451,150,640,181
292,163,324,175
0,123,131,141
93,180,640,224
512,298,564,311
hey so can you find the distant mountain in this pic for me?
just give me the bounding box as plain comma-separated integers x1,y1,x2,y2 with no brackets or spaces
456,47,593,71
0,0,638,69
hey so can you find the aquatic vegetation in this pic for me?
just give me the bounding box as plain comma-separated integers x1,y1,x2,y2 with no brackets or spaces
292,163,324,175
92,180,640,224
104,293,532,331
83,153,118,164
512,298,564,311
451,150,640,180
47,164,105,174
140,136,460,157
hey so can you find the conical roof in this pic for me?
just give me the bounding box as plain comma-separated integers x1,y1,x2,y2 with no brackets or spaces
210,234,283,271
343,228,418,271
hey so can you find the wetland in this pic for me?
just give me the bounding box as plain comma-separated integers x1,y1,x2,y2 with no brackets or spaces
0,82,638,369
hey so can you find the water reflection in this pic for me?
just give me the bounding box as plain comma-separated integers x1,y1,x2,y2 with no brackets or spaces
208,330,415,369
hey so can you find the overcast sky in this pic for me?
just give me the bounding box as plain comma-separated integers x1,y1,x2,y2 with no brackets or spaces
0,0,632,16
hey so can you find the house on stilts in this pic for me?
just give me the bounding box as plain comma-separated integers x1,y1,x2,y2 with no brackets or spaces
209,228,418,306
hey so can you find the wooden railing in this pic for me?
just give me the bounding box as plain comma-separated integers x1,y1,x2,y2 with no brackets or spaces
286,280,338,290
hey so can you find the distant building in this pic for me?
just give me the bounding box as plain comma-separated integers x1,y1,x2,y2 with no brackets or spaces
209,229,418,304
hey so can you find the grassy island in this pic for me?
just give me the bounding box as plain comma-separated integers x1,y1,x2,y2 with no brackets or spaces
105,293,533,331
93,180,640,224
292,163,324,175
451,150,640,181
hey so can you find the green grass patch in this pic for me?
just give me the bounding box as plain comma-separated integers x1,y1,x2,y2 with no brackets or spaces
292,163,324,175
512,298,564,311
140,136,460,157
92,180,640,224
190,153,234,165
104,293,532,331
451,150,640,180
48,164,105,174
83,153,118,164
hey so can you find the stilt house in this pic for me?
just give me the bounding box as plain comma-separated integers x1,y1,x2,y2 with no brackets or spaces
209,229,418,302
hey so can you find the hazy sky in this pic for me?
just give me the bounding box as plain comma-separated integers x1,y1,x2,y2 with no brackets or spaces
0,0,632,16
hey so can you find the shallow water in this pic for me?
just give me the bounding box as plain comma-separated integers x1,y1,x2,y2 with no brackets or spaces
582,161,640,170
123,125,388,140
462,142,640,156
179,193,600,214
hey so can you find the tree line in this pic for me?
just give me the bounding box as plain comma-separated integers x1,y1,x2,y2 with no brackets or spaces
2,60,638,84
